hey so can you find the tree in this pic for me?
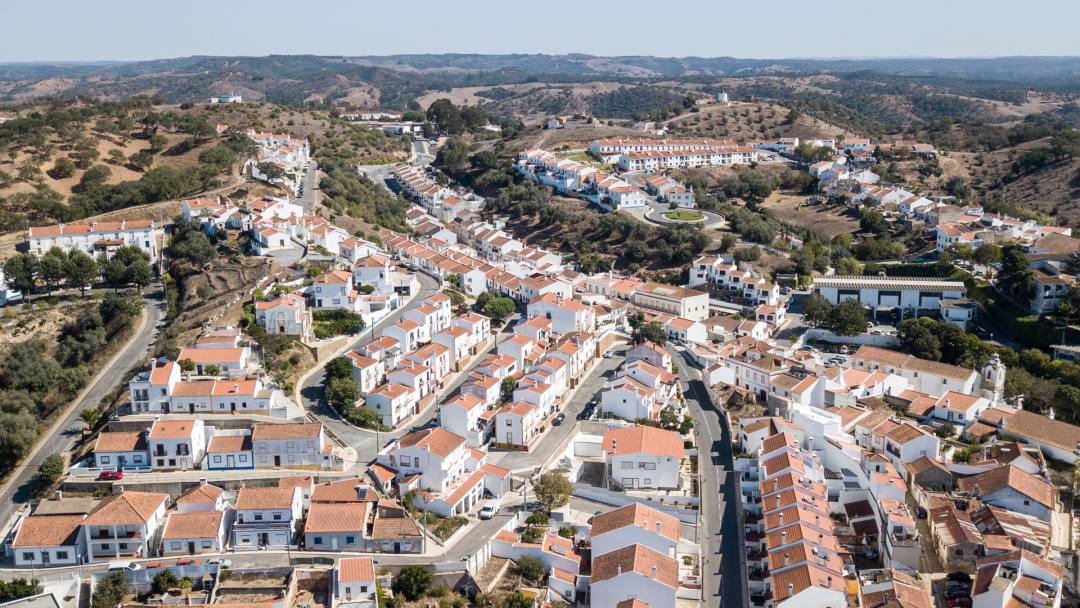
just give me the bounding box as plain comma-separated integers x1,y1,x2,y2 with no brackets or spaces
178,358,195,373
92,572,128,608
153,570,180,594
500,376,517,403
897,318,943,361
38,247,68,294
974,243,1002,267
859,208,887,234
126,258,154,291
128,150,154,171
835,257,863,275
830,299,868,336
327,377,360,413
256,162,286,180
719,233,737,253
48,157,76,179
802,293,832,327
483,296,515,323
997,244,1035,305
531,470,573,512
436,136,469,172
77,165,111,191
4,253,37,296
734,246,761,263
632,321,667,346
392,566,433,601
65,251,99,296
503,592,532,608
149,133,169,153
79,408,101,434
325,356,354,382
204,364,221,377
514,556,547,583
0,579,42,603
37,453,64,486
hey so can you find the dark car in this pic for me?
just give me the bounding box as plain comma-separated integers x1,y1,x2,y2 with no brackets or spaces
97,470,124,481
577,405,595,421
553,413,566,426
916,506,928,519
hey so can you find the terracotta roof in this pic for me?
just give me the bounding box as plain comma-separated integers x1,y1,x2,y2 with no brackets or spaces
304,502,368,533
177,347,245,365
337,557,375,583
591,503,679,541
149,419,198,440
96,431,147,453
770,563,847,602
12,515,84,547
592,544,678,588
251,423,322,441
397,427,465,458
312,478,373,503
603,425,683,459
84,491,168,526
162,511,223,539
957,464,1053,508
1004,409,1080,453
207,434,252,453
176,483,224,505
236,487,298,511
370,515,422,539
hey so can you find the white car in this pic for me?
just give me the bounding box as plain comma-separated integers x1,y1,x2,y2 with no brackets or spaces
478,502,500,520
107,561,142,572
207,558,232,569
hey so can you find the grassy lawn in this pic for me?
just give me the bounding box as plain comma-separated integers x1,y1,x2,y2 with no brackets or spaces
663,210,705,221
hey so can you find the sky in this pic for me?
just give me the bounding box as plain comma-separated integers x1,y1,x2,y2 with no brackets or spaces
3,0,1079,62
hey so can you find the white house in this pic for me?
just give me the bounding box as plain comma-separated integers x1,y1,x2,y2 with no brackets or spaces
26,219,162,264
256,293,313,340
335,557,377,608
160,510,229,556
82,491,169,562
494,401,542,449
251,423,333,469
232,486,304,549
366,383,418,428
603,425,684,490
148,419,206,471
590,544,679,608
11,515,86,567
590,502,680,558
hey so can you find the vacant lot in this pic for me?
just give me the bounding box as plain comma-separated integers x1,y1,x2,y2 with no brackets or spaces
762,193,859,238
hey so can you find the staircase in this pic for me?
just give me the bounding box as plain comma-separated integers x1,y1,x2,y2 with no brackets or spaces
77,580,91,608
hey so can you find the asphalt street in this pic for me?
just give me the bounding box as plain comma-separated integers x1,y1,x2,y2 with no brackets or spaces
674,347,745,608
0,286,166,519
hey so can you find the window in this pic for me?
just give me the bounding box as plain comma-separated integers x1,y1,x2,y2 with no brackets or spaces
56,551,69,560
621,462,635,470
314,536,323,545
22,553,34,562
202,541,213,549
99,456,110,464
214,456,222,464
346,535,356,544
273,513,282,521
254,514,263,521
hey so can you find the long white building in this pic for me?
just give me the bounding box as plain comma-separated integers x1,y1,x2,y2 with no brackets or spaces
811,275,966,317
26,219,163,263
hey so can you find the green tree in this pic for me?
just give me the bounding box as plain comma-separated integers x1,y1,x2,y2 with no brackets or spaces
531,470,573,512
632,321,667,346
92,572,128,608
0,579,42,603
719,233,737,253
503,592,532,608
830,299,868,336
327,377,360,413
897,318,943,361
37,453,64,486
514,556,547,583
974,243,1002,266
178,358,195,373
500,376,517,403
483,296,515,323
4,253,37,296
152,570,179,594
734,245,762,263
436,136,470,172
835,257,863,275
128,150,154,171
859,208,888,234
65,251,99,296
79,408,101,434
997,244,1035,305
802,293,833,327
325,356,354,382
77,165,111,191
149,133,169,153
256,162,286,180
48,157,76,179
392,566,433,601
204,364,221,377
38,247,68,294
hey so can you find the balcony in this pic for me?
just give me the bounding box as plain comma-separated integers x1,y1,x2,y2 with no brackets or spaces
749,568,770,581
90,529,141,540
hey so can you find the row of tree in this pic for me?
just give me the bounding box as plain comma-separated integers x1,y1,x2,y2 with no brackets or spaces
3,245,154,298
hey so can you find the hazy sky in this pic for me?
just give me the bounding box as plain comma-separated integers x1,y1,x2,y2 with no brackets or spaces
3,0,1079,62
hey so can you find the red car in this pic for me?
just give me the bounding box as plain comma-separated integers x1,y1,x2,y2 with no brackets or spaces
97,470,124,481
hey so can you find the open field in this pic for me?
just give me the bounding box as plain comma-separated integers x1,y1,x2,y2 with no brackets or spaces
761,192,860,238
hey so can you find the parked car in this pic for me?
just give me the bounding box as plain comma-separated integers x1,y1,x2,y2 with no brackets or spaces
207,558,232,569
553,413,566,426
108,561,142,572
478,502,500,520
97,470,124,481
916,506,928,519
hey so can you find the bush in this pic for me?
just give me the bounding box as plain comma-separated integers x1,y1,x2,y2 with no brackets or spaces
312,309,365,338
514,556,547,583
392,566,433,601
37,453,64,486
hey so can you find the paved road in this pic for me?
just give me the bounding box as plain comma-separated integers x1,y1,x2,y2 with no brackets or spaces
674,347,745,608
298,273,441,459
0,286,166,517
493,346,626,472
296,160,320,213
